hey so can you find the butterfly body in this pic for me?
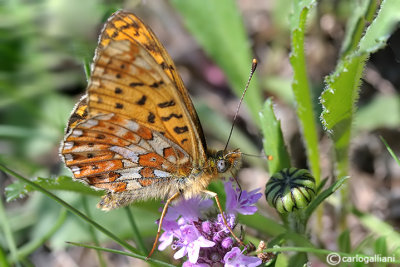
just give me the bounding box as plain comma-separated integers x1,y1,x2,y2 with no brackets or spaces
60,11,242,211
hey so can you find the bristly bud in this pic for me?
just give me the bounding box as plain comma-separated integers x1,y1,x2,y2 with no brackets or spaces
265,168,316,214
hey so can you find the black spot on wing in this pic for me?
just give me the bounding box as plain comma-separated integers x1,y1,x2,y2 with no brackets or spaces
158,100,175,108
150,81,164,88
161,113,183,121
181,138,188,145
129,82,144,87
115,87,123,94
174,126,188,134
115,103,123,109
131,20,140,29
96,134,106,139
148,112,155,123
136,95,147,105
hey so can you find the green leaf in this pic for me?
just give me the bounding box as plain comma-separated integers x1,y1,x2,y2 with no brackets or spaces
289,0,321,183
0,247,10,267
8,209,67,264
288,252,307,267
321,0,400,181
0,197,19,266
170,0,262,123
238,213,286,237
5,176,103,202
320,55,367,178
353,208,400,250
358,0,400,54
316,178,328,194
355,95,400,131
259,98,291,174
304,176,348,219
374,236,387,256
380,136,400,166
340,0,377,57
338,230,351,253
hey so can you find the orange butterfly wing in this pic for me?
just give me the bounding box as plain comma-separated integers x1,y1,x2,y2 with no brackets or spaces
99,11,207,151
60,11,208,208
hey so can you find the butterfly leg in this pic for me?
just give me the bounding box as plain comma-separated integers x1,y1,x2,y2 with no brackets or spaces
202,190,245,246
147,191,180,259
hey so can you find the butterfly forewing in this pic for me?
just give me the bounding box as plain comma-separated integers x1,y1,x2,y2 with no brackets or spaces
99,11,207,151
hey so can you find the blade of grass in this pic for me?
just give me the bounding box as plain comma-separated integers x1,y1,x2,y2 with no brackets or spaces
67,242,176,267
259,98,291,174
124,207,147,254
8,209,67,264
0,163,148,260
0,163,175,265
0,196,21,267
340,0,377,58
237,213,285,236
380,136,400,166
5,176,103,202
304,176,348,220
321,0,400,229
0,247,10,267
289,0,321,184
82,196,107,267
352,208,400,250
171,0,262,123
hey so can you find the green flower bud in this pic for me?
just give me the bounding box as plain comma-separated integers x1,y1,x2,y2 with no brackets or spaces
265,168,316,214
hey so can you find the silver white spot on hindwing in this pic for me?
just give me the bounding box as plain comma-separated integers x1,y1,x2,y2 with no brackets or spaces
154,170,170,178
64,142,74,150
71,129,83,137
70,166,81,175
110,146,140,163
80,119,98,128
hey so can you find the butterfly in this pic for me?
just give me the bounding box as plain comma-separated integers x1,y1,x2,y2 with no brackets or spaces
60,10,245,257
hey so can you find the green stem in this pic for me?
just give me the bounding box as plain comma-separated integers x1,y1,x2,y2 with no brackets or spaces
124,207,148,254
0,197,21,266
290,2,321,184
0,246,10,267
82,197,107,267
67,242,176,267
0,163,173,266
0,196,21,267
8,209,67,263
0,164,137,253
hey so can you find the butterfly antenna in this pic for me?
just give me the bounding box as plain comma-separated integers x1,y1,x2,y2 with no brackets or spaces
224,59,258,152
241,152,273,161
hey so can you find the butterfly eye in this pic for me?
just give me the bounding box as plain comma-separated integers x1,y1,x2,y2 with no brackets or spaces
216,159,229,173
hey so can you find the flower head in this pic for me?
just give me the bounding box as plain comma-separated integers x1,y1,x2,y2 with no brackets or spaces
174,225,215,263
166,196,213,223
159,181,262,266
225,181,262,215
